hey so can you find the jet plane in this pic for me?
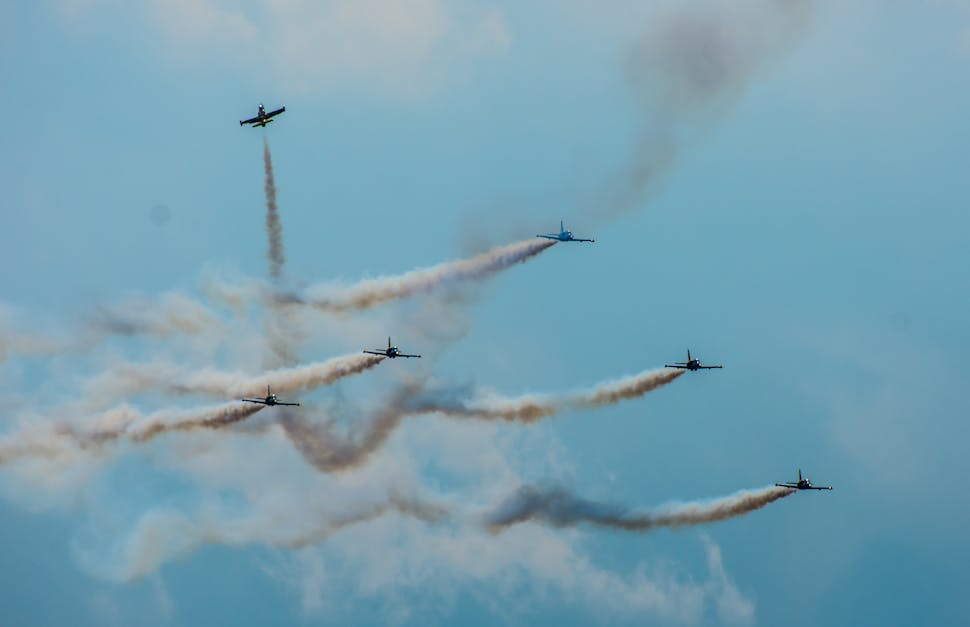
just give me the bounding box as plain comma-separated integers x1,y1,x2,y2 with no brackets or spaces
241,385,300,406
775,469,833,491
364,337,421,359
239,103,286,128
536,220,595,243
665,349,723,371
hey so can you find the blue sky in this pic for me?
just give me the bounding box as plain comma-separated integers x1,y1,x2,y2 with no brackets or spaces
2,1,969,625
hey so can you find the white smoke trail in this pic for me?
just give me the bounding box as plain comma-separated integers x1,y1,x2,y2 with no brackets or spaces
409,368,684,423
484,485,796,532
92,353,385,402
279,238,556,312
0,402,265,466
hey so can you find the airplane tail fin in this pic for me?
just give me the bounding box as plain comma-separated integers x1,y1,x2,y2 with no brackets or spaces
798,468,802,481
388,336,392,349
687,349,692,361
561,219,564,232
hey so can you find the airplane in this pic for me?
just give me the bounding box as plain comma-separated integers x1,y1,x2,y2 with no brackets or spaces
363,337,421,359
241,385,300,406
536,220,595,243
665,349,723,371
776,468,833,491
239,103,286,128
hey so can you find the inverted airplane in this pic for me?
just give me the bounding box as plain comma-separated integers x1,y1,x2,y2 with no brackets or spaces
536,220,595,243
364,337,421,359
665,349,723,371
241,385,300,407
776,469,833,491
239,103,286,128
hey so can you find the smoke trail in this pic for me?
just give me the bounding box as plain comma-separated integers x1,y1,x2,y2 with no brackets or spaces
0,402,266,466
88,292,223,338
93,353,384,402
105,488,450,581
279,238,556,312
263,137,286,282
279,383,422,473
409,368,684,423
128,403,265,443
593,0,815,219
484,485,795,533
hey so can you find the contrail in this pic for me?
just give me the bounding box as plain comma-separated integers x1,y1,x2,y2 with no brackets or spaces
263,137,286,282
484,485,796,533
95,353,384,401
88,292,223,338
279,238,556,312
408,368,684,423
593,0,815,220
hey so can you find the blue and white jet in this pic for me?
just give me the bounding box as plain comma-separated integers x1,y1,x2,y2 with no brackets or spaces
536,220,594,243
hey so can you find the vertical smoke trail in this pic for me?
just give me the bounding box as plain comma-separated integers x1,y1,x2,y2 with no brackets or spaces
408,368,684,423
262,136,299,369
484,485,796,532
263,137,286,282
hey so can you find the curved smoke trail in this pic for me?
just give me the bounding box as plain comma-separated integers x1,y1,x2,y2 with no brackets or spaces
279,238,556,312
484,485,796,533
408,367,684,423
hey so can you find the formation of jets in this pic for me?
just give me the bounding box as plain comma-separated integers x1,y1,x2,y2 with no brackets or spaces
241,385,300,407
364,337,421,359
776,469,833,491
240,103,286,128
233,100,834,492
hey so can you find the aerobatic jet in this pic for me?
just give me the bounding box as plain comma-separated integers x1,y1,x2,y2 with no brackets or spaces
776,469,833,491
241,385,300,407
665,349,723,371
364,337,421,359
536,220,595,243
239,103,286,128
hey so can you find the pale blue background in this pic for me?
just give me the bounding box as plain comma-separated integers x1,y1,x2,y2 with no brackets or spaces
1,1,968,625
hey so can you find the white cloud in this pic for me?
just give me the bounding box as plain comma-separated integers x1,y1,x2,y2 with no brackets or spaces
59,0,511,96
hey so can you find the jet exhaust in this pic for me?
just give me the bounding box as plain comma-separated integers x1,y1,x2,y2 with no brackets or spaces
279,238,556,312
94,353,386,401
408,368,684,423
483,485,796,533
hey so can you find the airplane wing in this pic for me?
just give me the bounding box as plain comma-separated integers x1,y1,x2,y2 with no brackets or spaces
536,234,557,240
665,364,688,369
775,482,798,488
398,354,421,358
574,238,595,242
363,350,385,356
809,485,833,490
241,398,267,405
276,401,301,406
265,106,285,118
699,365,723,369
239,116,260,126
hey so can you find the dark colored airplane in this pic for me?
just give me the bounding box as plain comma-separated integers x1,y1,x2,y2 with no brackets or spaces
364,337,421,359
241,385,300,407
536,220,594,243
776,469,833,491
665,349,723,371
239,103,286,128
